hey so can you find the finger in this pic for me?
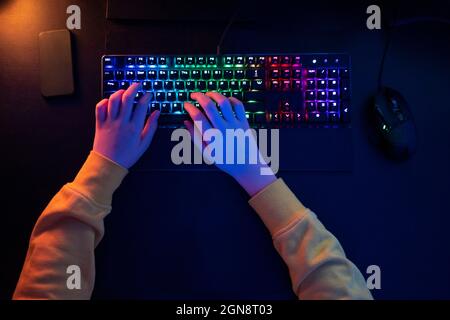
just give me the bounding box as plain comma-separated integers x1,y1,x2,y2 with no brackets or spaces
95,99,108,124
190,92,225,129
206,91,235,123
229,97,248,125
132,92,152,128
184,120,213,164
108,89,125,119
140,110,160,151
184,102,213,133
121,82,142,121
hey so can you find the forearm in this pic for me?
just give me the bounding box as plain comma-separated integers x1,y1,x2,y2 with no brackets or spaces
13,152,127,299
249,179,372,300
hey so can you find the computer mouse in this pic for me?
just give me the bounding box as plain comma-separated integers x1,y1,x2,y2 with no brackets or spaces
369,87,417,160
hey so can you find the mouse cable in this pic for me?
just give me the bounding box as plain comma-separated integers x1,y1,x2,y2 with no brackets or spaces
377,12,450,91
216,4,241,55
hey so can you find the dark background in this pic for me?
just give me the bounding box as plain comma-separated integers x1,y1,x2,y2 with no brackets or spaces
1,0,450,299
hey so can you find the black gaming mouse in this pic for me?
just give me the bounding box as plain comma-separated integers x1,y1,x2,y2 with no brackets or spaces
369,87,417,160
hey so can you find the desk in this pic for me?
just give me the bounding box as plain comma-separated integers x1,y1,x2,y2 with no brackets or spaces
1,0,449,299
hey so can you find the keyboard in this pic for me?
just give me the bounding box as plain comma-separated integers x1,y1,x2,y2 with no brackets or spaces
102,54,351,127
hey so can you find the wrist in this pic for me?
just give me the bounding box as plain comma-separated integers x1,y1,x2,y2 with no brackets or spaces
234,164,277,197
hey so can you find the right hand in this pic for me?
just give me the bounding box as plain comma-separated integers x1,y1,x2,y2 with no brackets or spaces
184,92,276,196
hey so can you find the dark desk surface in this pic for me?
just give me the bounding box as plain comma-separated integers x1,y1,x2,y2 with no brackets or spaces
1,0,450,299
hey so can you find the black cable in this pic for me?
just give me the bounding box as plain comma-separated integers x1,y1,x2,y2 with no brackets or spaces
216,6,240,55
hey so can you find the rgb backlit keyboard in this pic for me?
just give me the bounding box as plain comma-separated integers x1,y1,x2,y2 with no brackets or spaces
102,54,351,127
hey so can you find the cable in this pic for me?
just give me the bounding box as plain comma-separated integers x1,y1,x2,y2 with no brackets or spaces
216,5,241,55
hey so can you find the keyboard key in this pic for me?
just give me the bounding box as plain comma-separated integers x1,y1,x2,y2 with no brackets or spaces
329,112,339,122
147,57,157,65
119,81,130,89
177,91,187,101
185,81,195,90
169,70,179,79
125,70,135,80
270,56,280,65
150,102,160,112
235,70,245,79
281,80,291,90
243,91,265,102
158,70,168,80
115,70,124,80
202,70,212,79
103,71,114,80
175,57,184,65
317,102,327,112
153,81,163,90
328,69,339,78
246,56,256,65
270,69,280,78
164,81,174,90
305,90,316,100
305,101,316,112
155,92,165,101
196,57,206,65
213,70,222,79
340,68,350,78
180,70,190,80
175,81,185,90
126,57,135,66
167,91,176,101
317,79,327,89
229,80,239,90
317,90,327,100
235,56,244,65
240,80,250,90
207,80,217,90
256,56,266,65
208,57,217,65
231,91,243,100
137,57,146,65
142,81,152,90
328,90,338,100
219,80,229,90
308,112,328,122
328,79,339,89
328,101,339,112
172,102,183,112
281,56,291,65
293,69,302,79
158,57,167,65
293,56,301,65
224,70,233,79
317,69,327,78
186,57,195,65
292,80,302,90
191,70,201,79
224,56,233,65
104,81,118,91
306,80,316,89
136,70,146,80
147,70,157,79
270,80,280,90
247,69,265,79
161,102,171,113
306,69,316,78
282,69,291,78
251,79,265,90
197,81,206,90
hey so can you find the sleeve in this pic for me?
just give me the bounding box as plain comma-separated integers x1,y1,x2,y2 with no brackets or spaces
13,151,128,300
249,178,373,300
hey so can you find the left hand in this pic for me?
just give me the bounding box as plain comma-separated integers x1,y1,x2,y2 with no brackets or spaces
93,83,160,169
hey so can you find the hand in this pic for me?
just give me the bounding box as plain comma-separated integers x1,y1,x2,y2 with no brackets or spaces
93,83,160,169
184,92,276,196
